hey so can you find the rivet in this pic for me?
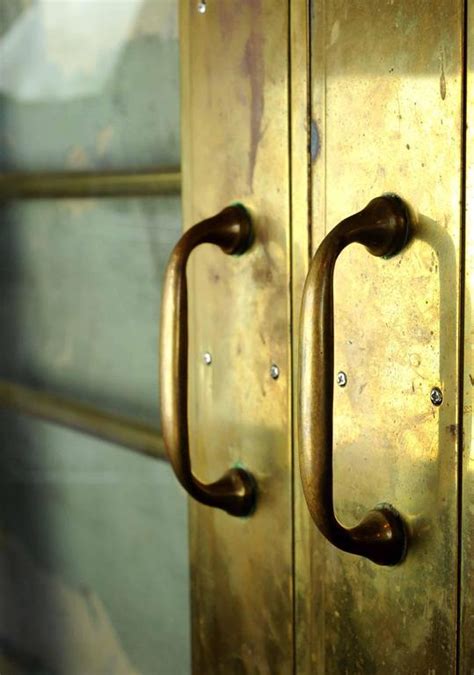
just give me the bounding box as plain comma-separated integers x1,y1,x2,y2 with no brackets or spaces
203,352,212,365
270,364,280,380
430,386,443,406
197,1,207,13
337,371,347,387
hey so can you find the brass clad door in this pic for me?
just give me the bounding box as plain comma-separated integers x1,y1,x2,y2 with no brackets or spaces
180,2,294,672
180,0,471,673
295,1,465,672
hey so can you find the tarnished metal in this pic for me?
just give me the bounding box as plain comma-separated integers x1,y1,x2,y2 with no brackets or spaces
0,169,181,200
181,0,294,671
299,195,410,566
160,204,256,516
289,3,312,664
0,379,166,461
461,1,474,671
296,1,464,672
179,0,469,670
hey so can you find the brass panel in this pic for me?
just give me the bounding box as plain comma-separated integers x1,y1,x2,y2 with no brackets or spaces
0,169,181,200
296,1,464,672
289,2,312,667
461,0,473,671
180,1,293,673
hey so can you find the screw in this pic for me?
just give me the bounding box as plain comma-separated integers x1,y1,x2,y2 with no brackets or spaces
337,371,347,387
197,1,206,13
270,364,280,380
203,352,212,365
430,387,443,406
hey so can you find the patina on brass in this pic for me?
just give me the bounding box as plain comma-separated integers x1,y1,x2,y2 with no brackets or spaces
0,169,181,200
461,0,474,670
299,195,410,566
181,1,294,669
295,1,464,672
160,204,256,516
0,379,166,460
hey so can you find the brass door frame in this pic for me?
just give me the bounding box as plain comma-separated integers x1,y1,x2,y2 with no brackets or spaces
461,0,473,670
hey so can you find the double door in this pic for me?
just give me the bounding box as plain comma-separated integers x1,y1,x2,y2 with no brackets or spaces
174,1,473,672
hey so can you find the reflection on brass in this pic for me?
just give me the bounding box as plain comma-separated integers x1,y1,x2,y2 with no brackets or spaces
0,379,166,461
299,195,410,566
160,204,256,516
289,1,312,668
182,1,294,670
297,1,463,672
0,169,181,200
461,0,474,670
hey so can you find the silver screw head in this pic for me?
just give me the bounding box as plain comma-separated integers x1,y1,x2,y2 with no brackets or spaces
430,386,443,406
337,371,347,387
270,364,280,380
203,352,212,365
197,1,206,13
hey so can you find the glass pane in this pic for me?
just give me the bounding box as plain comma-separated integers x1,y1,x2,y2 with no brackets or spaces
0,2,189,674
0,0,179,171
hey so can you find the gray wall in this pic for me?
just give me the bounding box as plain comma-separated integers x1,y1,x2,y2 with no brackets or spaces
0,2,189,673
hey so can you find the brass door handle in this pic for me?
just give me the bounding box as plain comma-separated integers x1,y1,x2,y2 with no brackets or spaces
160,205,256,516
299,195,411,565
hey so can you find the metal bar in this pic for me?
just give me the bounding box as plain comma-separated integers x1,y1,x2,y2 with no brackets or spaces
0,379,167,461
299,195,410,566
160,204,255,515
0,169,181,200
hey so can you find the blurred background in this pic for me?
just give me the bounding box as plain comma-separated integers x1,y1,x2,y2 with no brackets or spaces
0,1,189,673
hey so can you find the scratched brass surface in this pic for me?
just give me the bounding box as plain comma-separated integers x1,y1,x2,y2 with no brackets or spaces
461,1,473,672
295,1,464,672
181,1,293,672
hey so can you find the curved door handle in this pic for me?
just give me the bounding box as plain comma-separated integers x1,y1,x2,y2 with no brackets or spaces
160,205,256,516
299,195,411,565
